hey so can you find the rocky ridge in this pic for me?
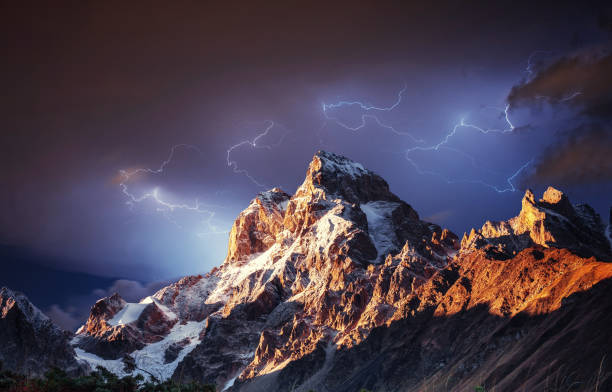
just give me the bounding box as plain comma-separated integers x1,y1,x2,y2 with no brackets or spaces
461,186,611,261
8,150,611,391
71,150,460,387
0,287,87,376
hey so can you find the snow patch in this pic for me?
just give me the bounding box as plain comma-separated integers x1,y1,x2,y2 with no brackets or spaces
107,303,148,326
223,376,238,391
74,348,126,376
279,200,289,211
206,245,278,304
319,156,366,179
75,319,207,381
361,201,400,262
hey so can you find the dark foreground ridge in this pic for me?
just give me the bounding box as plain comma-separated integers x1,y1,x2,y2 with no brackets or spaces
2,151,612,392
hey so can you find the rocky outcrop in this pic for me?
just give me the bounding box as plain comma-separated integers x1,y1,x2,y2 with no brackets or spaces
68,151,612,392
70,151,458,386
461,186,612,261
0,287,87,376
257,248,612,392
226,188,291,263
74,293,177,359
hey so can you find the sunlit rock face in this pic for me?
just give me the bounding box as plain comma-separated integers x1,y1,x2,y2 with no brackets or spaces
68,151,612,392
225,188,291,264
73,292,177,360
461,186,612,261
0,287,87,377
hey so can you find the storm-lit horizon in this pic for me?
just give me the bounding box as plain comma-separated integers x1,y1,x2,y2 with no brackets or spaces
2,1,611,330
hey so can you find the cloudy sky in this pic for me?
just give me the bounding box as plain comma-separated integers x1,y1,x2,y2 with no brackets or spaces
1,1,611,329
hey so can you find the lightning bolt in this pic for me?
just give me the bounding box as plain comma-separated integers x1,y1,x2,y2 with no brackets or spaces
320,48,589,193
524,50,583,103
404,104,515,158
525,50,554,78
118,121,291,236
400,103,536,193
118,144,228,235
226,120,290,187
404,154,534,193
321,84,424,143
321,83,532,192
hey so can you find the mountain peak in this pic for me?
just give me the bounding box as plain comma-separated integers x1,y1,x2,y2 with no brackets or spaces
541,186,565,204
311,150,368,178
0,287,87,376
295,150,400,205
39,152,612,392
225,187,291,263
463,186,612,261
0,287,49,326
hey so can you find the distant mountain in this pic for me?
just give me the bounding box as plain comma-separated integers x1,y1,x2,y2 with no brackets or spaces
0,287,87,376
6,151,612,391
0,244,117,310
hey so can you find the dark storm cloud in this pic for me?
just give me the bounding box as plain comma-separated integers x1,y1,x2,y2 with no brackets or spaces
507,49,612,186
525,125,612,186
508,50,612,116
46,304,82,331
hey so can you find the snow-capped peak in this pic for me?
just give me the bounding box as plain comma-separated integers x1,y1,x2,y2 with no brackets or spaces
313,150,368,178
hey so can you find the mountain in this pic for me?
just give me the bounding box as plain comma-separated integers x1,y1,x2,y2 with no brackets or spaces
461,186,612,262
7,150,612,391
0,287,87,376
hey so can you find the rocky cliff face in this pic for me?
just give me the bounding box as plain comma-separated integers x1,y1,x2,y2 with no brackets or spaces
71,151,460,387
14,150,612,391
0,287,87,376
461,186,611,261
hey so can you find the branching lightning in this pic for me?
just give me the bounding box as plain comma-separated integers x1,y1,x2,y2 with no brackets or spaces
401,104,535,193
226,120,290,187
322,84,424,143
321,86,533,193
118,144,227,235
525,50,554,78
404,154,534,193
320,49,588,193
525,50,583,103
118,49,584,234
118,121,291,237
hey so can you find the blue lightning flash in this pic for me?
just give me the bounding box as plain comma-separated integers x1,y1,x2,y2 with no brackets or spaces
322,87,532,193
321,48,588,193
525,50,583,103
321,84,424,143
118,144,227,235
402,103,535,193
525,50,554,79
226,121,290,187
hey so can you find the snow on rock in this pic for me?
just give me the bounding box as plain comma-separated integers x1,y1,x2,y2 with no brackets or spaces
130,319,206,381
361,201,401,262
316,150,367,178
72,151,459,387
223,376,238,391
75,319,207,382
107,303,148,326
74,348,125,376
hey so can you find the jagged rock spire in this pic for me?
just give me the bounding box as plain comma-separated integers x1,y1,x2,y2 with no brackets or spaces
462,186,612,261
